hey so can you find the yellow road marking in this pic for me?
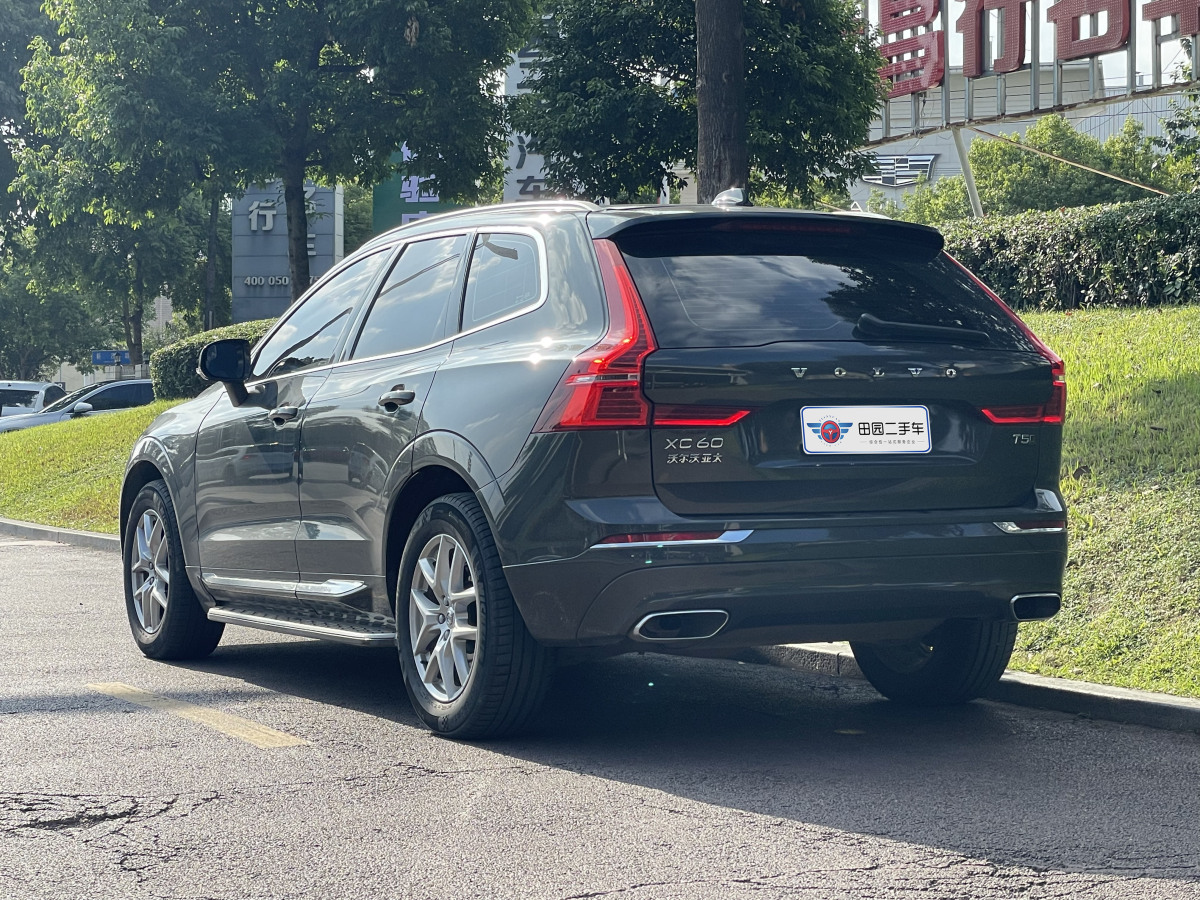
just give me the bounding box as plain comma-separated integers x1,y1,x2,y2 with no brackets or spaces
87,682,309,749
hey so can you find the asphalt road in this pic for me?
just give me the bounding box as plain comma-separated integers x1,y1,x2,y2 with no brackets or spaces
2,539,1199,900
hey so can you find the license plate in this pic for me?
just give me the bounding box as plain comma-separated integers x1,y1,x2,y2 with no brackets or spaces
801,406,932,454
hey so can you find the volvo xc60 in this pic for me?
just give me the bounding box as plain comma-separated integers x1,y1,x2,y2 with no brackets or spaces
120,200,1067,738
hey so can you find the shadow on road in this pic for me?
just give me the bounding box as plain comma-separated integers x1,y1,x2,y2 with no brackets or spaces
174,638,1200,881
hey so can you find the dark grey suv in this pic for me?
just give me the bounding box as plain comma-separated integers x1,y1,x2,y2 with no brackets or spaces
120,201,1067,738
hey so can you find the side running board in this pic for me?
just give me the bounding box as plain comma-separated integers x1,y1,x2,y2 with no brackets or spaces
206,604,396,647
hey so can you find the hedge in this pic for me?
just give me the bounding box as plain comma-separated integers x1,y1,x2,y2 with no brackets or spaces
941,193,1200,310
149,319,276,400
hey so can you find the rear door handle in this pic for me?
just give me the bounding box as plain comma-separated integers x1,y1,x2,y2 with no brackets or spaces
268,405,299,425
378,387,416,411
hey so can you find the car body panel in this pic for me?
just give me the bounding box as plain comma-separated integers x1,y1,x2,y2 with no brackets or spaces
193,371,328,580
296,344,451,611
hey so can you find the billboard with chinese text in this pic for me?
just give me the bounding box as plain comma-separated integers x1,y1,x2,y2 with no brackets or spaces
870,0,1199,141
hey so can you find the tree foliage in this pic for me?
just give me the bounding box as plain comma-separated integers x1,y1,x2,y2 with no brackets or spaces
0,0,55,228
1152,85,1200,190
876,115,1173,226
511,0,883,202
21,0,533,300
0,229,104,380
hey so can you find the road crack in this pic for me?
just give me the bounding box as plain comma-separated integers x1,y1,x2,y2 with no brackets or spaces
0,791,220,885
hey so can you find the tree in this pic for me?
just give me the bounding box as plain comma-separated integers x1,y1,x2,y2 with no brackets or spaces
0,229,104,380
877,115,1173,226
22,199,218,365
22,0,533,303
0,0,55,229
1152,86,1200,190
512,0,883,203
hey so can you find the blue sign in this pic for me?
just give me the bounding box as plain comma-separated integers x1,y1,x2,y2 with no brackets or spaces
91,350,132,366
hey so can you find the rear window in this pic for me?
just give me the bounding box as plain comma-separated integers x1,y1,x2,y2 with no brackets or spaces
617,230,1031,350
0,390,38,408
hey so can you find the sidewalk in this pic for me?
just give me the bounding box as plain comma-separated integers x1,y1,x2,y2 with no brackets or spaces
5,514,1199,736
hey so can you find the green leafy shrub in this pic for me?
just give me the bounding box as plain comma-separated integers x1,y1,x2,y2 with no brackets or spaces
942,193,1200,310
149,319,276,399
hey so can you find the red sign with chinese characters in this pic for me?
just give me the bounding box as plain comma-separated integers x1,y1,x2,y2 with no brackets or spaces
880,0,946,97
879,0,1194,97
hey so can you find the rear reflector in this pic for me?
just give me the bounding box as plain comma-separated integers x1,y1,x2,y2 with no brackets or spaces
995,520,1067,534
597,531,723,544
593,529,753,548
532,240,657,431
652,406,751,427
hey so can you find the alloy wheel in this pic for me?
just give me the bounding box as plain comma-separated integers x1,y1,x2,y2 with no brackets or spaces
130,509,170,634
408,533,480,702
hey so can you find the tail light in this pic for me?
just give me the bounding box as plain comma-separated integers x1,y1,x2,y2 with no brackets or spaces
652,405,751,427
533,240,752,432
947,255,1067,426
532,240,656,431
981,360,1066,424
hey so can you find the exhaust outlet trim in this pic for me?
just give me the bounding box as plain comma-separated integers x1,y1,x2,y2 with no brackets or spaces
1010,593,1061,622
632,609,730,642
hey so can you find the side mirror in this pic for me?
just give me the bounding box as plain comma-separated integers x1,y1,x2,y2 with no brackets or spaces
198,338,252,405
71,401,94,416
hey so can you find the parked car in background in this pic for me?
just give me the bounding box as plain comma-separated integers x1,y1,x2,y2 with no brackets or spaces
119,199,1067,740
0,380,66,417
0,379,154,434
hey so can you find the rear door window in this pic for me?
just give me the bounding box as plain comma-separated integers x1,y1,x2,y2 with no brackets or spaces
87,383,144,410
0,390,38,408
617,228,1031,350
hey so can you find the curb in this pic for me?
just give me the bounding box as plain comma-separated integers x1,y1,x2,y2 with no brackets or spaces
3,516,1198,736
0,516,121,553
743,642,1200,736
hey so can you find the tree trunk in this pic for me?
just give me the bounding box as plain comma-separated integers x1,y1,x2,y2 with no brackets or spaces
129,255,145,366
204,190,219,330
283,144,311,304
695,0,748,204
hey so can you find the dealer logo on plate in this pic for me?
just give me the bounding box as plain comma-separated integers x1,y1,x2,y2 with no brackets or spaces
810,418,852,445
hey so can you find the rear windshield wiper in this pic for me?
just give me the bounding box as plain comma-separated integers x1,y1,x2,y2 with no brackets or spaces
854,312,990,346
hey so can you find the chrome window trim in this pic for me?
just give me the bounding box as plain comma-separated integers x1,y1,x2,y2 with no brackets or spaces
322,226,550,371
243,225,551,381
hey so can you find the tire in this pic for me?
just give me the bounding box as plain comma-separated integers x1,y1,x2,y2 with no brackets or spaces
123,479,224,660
850,619,1017,705
396,493,549,739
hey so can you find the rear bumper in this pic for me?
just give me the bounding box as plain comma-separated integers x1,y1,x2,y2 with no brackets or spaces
502,524,1067,648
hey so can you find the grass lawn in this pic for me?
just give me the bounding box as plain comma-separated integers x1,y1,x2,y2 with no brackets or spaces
0,400,178,534
1014,306,1200,696
0,305,1197,697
